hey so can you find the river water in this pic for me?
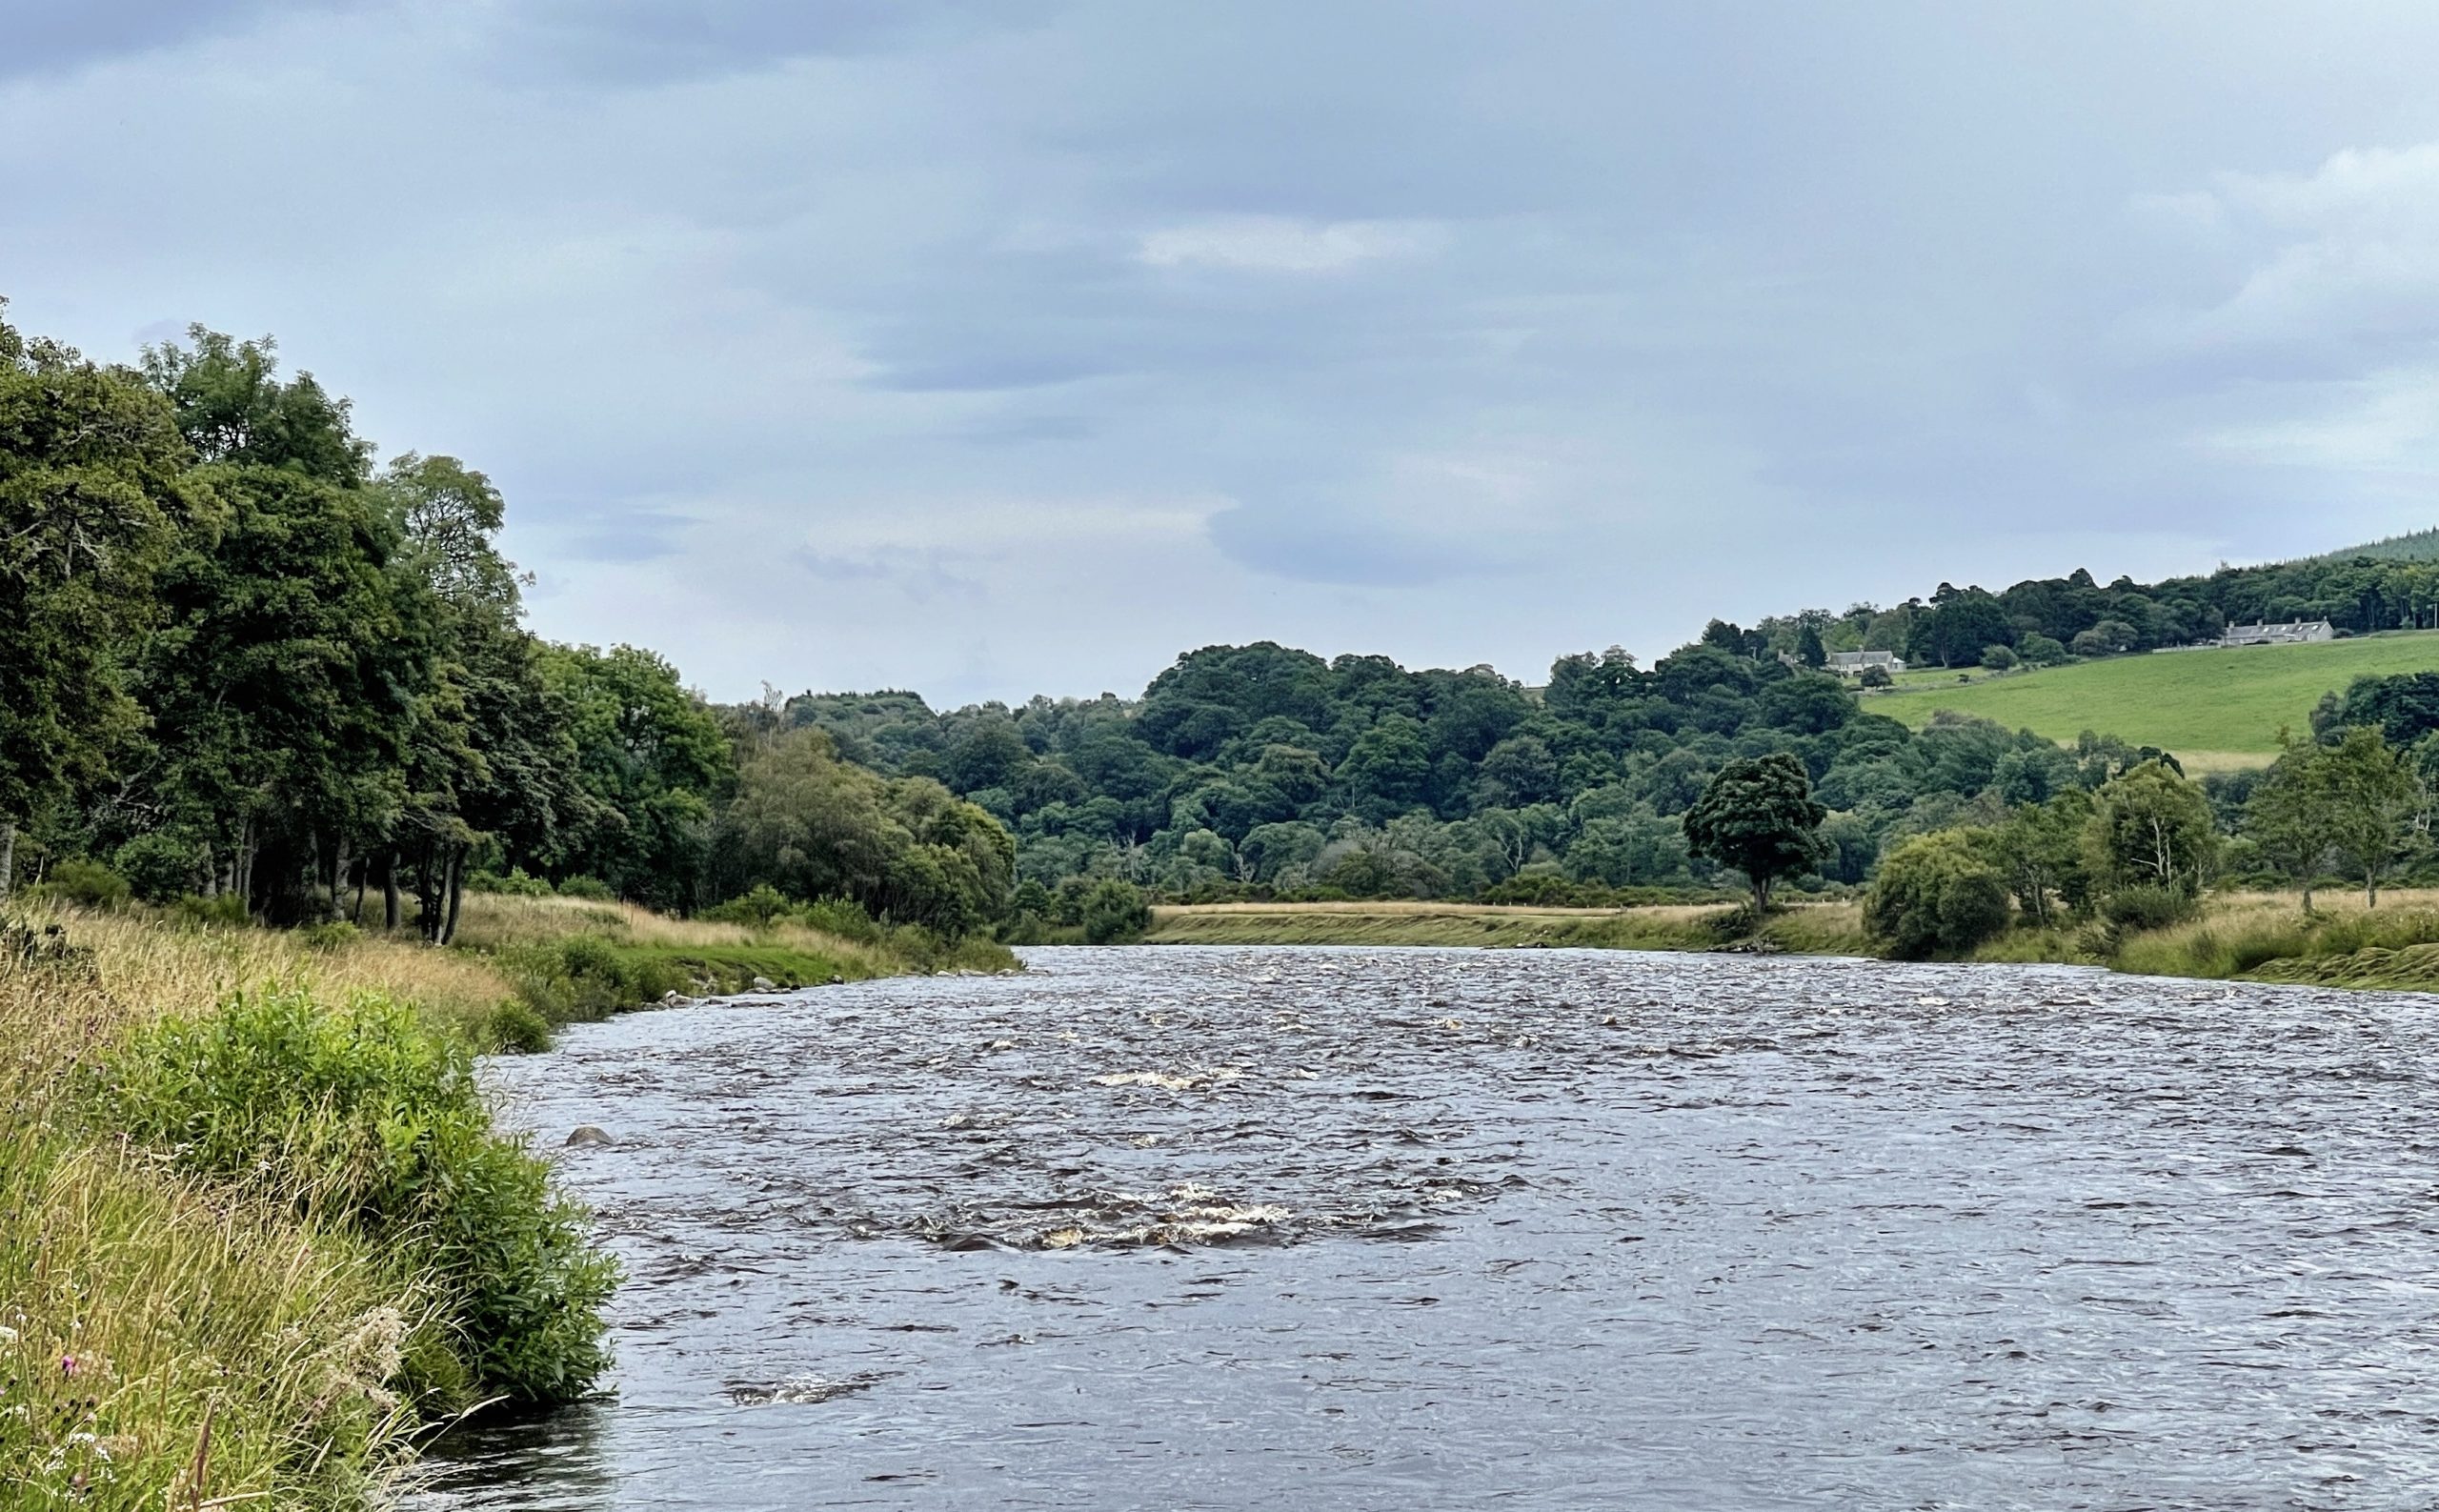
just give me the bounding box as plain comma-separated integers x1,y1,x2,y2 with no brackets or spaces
407,945,2439,1510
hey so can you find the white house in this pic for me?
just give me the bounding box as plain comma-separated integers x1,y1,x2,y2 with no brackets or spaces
2218,620,2334,648
1824,650,1906,676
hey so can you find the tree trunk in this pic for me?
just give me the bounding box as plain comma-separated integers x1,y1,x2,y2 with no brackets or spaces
382,852,401,933
2301,879,2313,914
330,838,347,921
2368,871,2379,910
439,848,465,946
0,821,13,902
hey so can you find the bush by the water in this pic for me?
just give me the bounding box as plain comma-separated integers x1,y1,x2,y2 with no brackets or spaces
86,988,618,1407
1864,831,2013,959
1081,879,1154,944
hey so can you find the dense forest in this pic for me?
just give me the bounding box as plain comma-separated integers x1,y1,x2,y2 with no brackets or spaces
12,306,2439,943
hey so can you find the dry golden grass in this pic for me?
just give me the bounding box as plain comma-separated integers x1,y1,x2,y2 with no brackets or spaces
448,891,912,978
12,903,519,1042
1145,897,1871,956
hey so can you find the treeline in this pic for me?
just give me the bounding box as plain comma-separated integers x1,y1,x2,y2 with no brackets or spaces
1734,544,2439,675
1866,681,2439,958
750,641,2187,917
0,309,1012,937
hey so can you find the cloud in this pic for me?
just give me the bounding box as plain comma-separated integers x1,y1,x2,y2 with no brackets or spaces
0,0,369,80
484,0,1057,85
2153,143,2439,353
2201,366,2439,476
1136,216,1447,274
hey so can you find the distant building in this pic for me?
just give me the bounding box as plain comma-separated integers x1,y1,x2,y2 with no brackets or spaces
2218,620,2334,648
1824,650,1906,676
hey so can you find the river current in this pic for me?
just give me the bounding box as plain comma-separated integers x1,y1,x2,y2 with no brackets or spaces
408,945,2439,1510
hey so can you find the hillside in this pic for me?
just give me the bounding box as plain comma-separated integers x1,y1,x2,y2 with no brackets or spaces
2308,527,2439,564
1874,632,2439,768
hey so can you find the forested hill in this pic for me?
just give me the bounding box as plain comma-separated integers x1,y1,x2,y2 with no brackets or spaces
1739,535,2439,675
751,640,2181,911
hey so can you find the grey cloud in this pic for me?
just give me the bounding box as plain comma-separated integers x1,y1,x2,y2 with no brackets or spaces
489,0,1058,84
0,0,369,79
15,3,2439,701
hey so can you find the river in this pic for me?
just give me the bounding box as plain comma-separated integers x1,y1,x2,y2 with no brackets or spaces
406,945,2439,1510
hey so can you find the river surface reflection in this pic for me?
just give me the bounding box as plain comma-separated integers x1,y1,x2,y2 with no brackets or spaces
406,945,2439,1510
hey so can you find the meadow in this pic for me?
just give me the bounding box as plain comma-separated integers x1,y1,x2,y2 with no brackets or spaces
1871,632,2439,770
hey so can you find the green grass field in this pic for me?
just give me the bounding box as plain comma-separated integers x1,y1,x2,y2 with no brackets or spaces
1872,632,2439,768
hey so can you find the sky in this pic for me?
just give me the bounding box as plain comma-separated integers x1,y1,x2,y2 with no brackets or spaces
9,2,2439,706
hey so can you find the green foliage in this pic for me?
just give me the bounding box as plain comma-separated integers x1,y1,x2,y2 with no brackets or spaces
713,729,1013,936
1682,754,1826,910
0,314,199,840
469,867,554,897
169,892,251,930
703,882,794,928
299,919,360,952
554,875,613,900
1864,830,2012,958
1080,879,1153,944
484,998,554,1054
87,988,616,1406
113,831,204,902
2098,882,2200,933
31,857,131,911
2082,759,2219,901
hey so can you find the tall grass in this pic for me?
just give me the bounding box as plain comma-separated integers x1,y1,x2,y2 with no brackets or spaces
1142,899,1874,956
2111,894,2439,988
0,905,611,1508
450,893,1017,1032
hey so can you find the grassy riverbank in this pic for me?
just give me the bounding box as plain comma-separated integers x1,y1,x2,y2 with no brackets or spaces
1151,892,2439,996
0,897,1013,1507
1147,899,1875,957
451,894,1016,1044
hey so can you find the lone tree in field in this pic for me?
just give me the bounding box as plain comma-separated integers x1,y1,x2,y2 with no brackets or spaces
1683,753,1827,912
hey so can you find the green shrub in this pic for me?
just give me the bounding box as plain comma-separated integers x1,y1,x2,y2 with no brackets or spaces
703,883,791,928
469,867,553,897
1865,830,2012,959
33,857,131,911
299,919,360,952
798,895,884,943
485,999,554,1054
554,876,614,901
2100,883,2200,933
113,833,204,902
86,988,616,1407
1081,879,1153,945
168,892,251,930
81,991,610,1404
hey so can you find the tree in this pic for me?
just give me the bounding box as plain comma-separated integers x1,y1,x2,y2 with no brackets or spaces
539,644,733,910
2315,725,2417,908
1681,753,1826,911
1796,625,1826,669
1081,879,1153,943
2244,732,2332,911
0,312,200,897
2082,760,2216,900
1339,714,1431,820
1992,791,2092,926
1865,829,2012,958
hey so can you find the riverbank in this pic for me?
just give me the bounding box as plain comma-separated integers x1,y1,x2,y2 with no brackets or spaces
0,897,1015,1507
1145,898,1874,956
1147,891,2439,994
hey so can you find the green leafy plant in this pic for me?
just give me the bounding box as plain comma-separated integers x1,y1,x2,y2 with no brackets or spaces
86,988,617,1407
